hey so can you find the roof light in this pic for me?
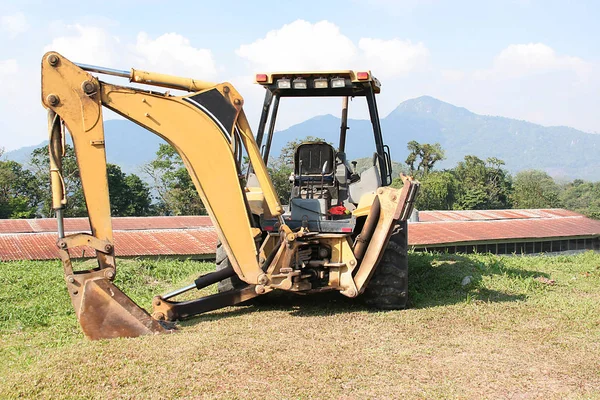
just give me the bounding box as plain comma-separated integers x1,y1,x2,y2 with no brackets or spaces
314,78,328,89
293,77,307,89
255,73,268,83
277,78,291,89
331,77,345,88
356,71,369,80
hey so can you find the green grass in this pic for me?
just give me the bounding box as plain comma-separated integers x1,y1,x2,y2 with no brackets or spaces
1,252,599,399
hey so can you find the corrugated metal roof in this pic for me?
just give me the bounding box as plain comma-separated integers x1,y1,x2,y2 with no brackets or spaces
0,216,212,234
1,211,599,261
409,210,600,246
417,208,580,222
0,229,218,261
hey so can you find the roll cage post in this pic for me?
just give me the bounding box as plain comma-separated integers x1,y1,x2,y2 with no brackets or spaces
255,84,392,186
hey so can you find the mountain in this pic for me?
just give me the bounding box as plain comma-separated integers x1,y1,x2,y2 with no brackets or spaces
4,120,168,175
380,96,600,180
4,96,600,180
272,96,600,180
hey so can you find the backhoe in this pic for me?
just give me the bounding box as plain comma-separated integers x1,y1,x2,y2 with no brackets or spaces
41,52,419,340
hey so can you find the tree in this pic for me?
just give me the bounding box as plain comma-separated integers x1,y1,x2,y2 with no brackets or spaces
413,171,458,210
512,170,561,209
559,180,600,219
452,155,512,210
31,145,153,218
30,145,87,217
0,160,42,218
405,141,445,176
559,179,600,219
144,144,206,215
107,164,153,217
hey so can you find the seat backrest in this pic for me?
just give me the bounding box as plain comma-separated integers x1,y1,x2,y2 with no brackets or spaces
294,142,335,177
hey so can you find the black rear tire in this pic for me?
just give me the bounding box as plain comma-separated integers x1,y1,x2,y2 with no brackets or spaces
216,240,247,293
362,221,409,310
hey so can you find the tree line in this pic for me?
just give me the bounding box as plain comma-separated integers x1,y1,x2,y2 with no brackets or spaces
394,140,599,219
0,140,598,219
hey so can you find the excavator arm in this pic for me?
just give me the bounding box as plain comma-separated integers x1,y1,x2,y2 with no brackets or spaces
41,52,283,339
41,52,419,340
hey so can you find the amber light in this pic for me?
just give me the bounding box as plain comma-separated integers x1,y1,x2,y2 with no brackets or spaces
255,74,268,83
356,71,369,80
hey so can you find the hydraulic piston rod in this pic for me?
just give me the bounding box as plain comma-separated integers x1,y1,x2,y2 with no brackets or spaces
75,63,130,78
75,62,215,92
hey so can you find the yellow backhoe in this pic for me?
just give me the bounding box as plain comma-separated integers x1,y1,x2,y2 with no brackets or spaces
41,52,419,340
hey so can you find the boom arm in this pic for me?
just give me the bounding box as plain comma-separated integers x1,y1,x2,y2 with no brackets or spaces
41,52,419,340
41,52,282,338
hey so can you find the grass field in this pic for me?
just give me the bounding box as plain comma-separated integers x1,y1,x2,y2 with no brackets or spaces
1,251,599,399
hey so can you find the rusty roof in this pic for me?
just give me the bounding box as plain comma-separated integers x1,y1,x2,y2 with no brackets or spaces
0,229,218,261
417,208,580,223
409,209,600,246
0,216,217,261
0,215,212,234
2,211,599,261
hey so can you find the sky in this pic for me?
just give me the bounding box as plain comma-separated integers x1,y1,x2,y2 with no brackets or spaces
0,0,598,151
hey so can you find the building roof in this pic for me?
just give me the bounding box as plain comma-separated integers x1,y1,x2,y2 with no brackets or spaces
409,209,600,246
1,210,599,261
0,215,212,234
0,216,217,261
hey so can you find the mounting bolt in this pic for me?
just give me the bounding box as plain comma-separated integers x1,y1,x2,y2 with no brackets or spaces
154,299,162,307
391,194,397,201
67,276,75,284
47,94,60,107
400,291,407,298
234,99,241,105
255,285,266,294
81,80,96,95
349,259,356,267
47,54,59,67
153,312,165,321
223,86,230,93
257,274,269,285
104,244,113,253
377,188,384,195
346,288,357,297
104,269,115,280
58,241,67,249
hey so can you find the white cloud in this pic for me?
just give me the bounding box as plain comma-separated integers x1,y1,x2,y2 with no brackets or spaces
235,20,431,129
0,59,18,77
236,20,357,71
476,43,591,82
358,38,429,78
44,26,217,80
133,32,217,79
237,20,429,77
431,44,600,134
44,24,121,67
1,12,30,38
441,69,465,82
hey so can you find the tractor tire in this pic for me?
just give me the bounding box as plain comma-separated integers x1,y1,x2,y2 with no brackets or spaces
216,240,247,293
362,220,409,310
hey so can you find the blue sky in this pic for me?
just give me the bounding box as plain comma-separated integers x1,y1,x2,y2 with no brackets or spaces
1,0,598,151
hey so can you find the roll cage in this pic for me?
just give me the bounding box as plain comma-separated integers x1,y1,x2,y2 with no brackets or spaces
254,71,394,186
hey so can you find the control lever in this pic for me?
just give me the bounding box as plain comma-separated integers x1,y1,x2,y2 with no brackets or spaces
319,161,328,199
